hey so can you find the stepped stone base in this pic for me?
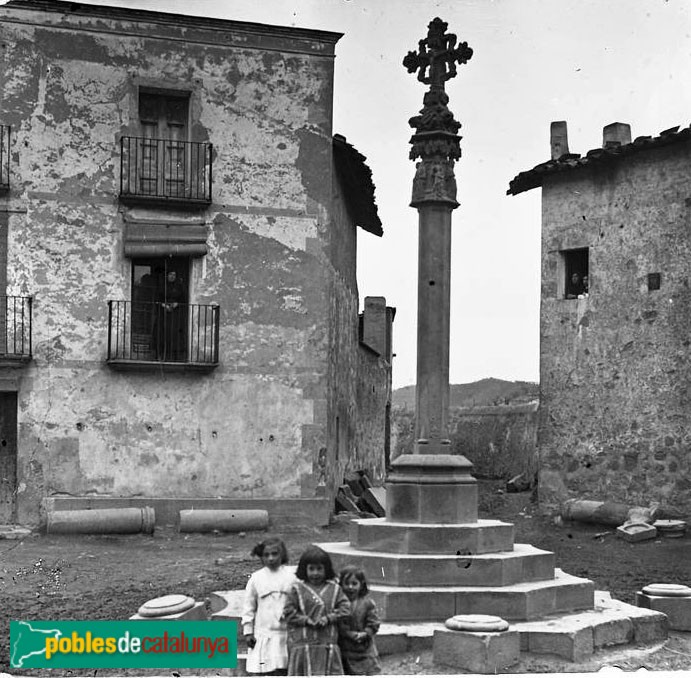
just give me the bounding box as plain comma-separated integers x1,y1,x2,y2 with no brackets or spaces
355,568,594,622
377,592,668,662
349,517,514,554
324,541,554,587
208,588,668,664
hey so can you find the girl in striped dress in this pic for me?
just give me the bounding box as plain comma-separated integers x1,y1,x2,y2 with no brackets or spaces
283,546,350,676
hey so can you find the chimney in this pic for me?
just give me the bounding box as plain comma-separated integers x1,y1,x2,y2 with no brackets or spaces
362,296,387,357
603,122,631,148
550,121,569,160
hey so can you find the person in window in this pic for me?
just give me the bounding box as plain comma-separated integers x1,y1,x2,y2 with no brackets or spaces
582,275,589,295
155,270,187,361
566,272,585,299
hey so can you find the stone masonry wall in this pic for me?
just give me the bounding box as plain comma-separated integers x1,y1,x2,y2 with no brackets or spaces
539,142,691,517
0,5,341,524
393,404,538,480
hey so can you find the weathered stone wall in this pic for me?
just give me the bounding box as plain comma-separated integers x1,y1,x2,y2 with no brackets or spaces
325,181,390,492
0,5,345,524
392,404,538,480
353,347,390,485
539,142,691,516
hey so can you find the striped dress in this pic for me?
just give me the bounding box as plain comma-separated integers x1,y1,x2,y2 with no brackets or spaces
283,580,350,676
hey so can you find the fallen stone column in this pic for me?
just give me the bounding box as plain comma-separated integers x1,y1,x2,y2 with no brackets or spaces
178,509,268,533
46,507,155,534
561,499,638,526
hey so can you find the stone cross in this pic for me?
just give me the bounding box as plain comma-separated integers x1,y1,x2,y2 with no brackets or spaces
403,17,473,91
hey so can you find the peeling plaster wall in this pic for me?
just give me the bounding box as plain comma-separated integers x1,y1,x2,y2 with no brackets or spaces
539,143,691,516
0,5,343,524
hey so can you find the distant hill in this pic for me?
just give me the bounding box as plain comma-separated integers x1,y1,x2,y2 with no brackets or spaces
392,378,539,410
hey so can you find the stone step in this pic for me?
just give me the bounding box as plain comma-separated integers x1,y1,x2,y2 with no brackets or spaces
322,541,555,587
512,591,669,661
376,592,668,662
349,517,515,554
369,568,594,622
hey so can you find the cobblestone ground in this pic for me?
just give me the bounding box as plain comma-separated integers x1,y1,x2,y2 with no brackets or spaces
1,490,689,675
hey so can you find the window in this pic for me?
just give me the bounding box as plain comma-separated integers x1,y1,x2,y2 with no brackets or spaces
138,92,189,196
561,248,589,299
648,273,661,292
131,257,189,362
119,90,212,205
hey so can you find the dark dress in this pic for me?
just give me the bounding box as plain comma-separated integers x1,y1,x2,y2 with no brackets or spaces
283,580,350,676
154,276,187,361
338,595,381,675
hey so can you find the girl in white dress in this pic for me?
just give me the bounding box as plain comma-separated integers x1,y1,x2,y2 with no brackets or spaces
242,537,296,675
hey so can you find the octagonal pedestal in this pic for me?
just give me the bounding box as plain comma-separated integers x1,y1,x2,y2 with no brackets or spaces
386,453,477,524
387,482,478,524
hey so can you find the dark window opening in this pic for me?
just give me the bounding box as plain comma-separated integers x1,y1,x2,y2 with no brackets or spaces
132,257,189,362
564,248,589,299
648,273,661,292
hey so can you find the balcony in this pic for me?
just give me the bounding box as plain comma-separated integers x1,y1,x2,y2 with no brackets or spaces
0,296,32,365
107,300,219,372
0,125,9,193
119,136,212,208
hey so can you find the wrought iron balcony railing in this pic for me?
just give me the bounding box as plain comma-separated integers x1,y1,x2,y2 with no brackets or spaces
107,300,219,371
119,136,212,207
0,296,32,361
0,125,9,193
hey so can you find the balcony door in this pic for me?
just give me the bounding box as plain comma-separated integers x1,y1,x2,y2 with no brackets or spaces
0,392,17,522
132,257,189,362
139,92,189,197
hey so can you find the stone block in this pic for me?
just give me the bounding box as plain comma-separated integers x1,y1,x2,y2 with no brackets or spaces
433,628,520,673
386,484,418,522
371,586,456,622
376,626,409,655
554,570,595,612
636,591,691,631
592,617,633,648
349,517,514,555
527,626,593,662
616,522,657,542
387,482,478,524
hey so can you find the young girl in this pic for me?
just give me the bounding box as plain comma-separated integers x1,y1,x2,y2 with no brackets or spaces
242,537,296,675
337,566,381,675
283,545,350,676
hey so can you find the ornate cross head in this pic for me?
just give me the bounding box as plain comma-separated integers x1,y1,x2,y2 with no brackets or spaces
403,17,473,90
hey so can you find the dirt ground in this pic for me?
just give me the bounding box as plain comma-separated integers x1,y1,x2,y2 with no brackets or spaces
1,487,690,675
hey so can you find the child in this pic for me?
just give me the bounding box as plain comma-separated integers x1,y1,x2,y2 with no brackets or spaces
283,545,350,676
242,537,296,675
337,566,381,675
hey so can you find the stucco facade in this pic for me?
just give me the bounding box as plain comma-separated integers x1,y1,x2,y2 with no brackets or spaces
0,0,392,526
510,122,691,517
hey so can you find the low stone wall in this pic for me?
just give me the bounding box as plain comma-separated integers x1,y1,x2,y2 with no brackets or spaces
392,403,538,480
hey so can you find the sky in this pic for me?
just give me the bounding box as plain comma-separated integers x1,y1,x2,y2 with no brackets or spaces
67,0,691,388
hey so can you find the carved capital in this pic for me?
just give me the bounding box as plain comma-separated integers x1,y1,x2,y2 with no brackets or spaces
411,159,458,207
409,130,461,163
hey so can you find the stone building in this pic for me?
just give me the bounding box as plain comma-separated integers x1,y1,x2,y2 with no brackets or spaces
0,0,394,527
509,120,691,516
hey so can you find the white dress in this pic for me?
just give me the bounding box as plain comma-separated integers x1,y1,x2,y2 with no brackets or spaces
242,565,297,674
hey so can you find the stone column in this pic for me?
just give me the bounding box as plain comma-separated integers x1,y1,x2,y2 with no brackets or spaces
386,18,477,525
